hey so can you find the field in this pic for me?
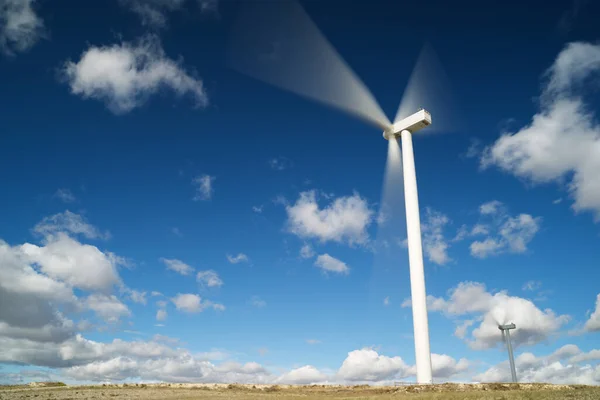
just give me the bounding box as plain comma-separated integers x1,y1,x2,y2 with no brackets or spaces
2,382,600,400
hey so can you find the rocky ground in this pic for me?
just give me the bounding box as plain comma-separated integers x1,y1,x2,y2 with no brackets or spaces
1,382,600,399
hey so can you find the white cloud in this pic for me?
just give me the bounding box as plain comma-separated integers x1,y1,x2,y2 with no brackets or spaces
119,0,218,28
469,238,504,258
431,353,469,379
252,205,263,213
21,233,123,292
171,227,183,237
85,294,131,324
0,0,44,56
171,293,201,313
126,289,147,305
156,309,167,322
336,348,410,382
226,253,248,264
584,294,600,332
286,191,374,246
249,296,266,308
306,339,321,345
0,240,77,306
314,254,349,275
467,201,541,258
192,174,214,201
196,270,223,288
277,365,328,384
33,211,110,240
421,208,452,265
481,42,600,221
479,200,503,215
522,280,542,292
269,156,293,171
160,258,194,276
406,281,569,349
475,344,600,385
54,189,76,203
61,35,208,114
454,320,474,339
299,244,314,259
120,0,186,27
383,296,390,306
171,293,224,313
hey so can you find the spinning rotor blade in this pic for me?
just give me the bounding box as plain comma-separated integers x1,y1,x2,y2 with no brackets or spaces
395,43,463,135
227,0,391,130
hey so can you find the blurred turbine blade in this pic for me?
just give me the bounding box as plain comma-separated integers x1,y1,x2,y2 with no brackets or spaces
368,138,407,315
394,43,463,135
227,0,391,130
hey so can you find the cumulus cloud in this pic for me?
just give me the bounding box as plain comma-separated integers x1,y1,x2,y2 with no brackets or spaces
431,353,470,379
463,201,541,259
405,281,569,349
171,293,224,313
192,174,214,201
314,254,349,275
33,210,110,241
286,190,374,246
160,258,194,276
0,0,44,56
481,42,600,221
421,208,452,265
475,344,600,385
85,294,131,324
584,294,600,332
21,233,123,292
226,253,248,264
196,270,223,288
0,212,133,350
61,35,208,114
277,365,328,384
336,348,410,382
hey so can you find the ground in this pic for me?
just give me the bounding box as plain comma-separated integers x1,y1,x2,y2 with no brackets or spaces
1,382,600,400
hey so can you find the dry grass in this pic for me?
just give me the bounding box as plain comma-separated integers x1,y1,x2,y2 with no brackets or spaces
0,382,599,400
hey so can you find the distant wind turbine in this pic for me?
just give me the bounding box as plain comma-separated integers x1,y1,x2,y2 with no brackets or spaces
227,0,461,384
499,323,518,383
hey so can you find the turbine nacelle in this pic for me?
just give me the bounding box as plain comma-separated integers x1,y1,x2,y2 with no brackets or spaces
383,109,432,140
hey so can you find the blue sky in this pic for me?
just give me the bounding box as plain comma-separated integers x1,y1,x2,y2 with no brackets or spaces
1,0,600,385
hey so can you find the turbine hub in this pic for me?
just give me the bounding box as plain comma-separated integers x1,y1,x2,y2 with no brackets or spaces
382,109,432,140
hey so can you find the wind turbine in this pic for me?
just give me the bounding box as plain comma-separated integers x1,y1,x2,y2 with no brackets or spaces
499,323,518,383
227,0,460,385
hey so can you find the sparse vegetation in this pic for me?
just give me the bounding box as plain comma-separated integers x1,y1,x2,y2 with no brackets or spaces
1,383,599,399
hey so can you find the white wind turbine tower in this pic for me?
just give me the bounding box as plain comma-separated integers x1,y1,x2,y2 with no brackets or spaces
499,323,518,383
228,0,460,385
